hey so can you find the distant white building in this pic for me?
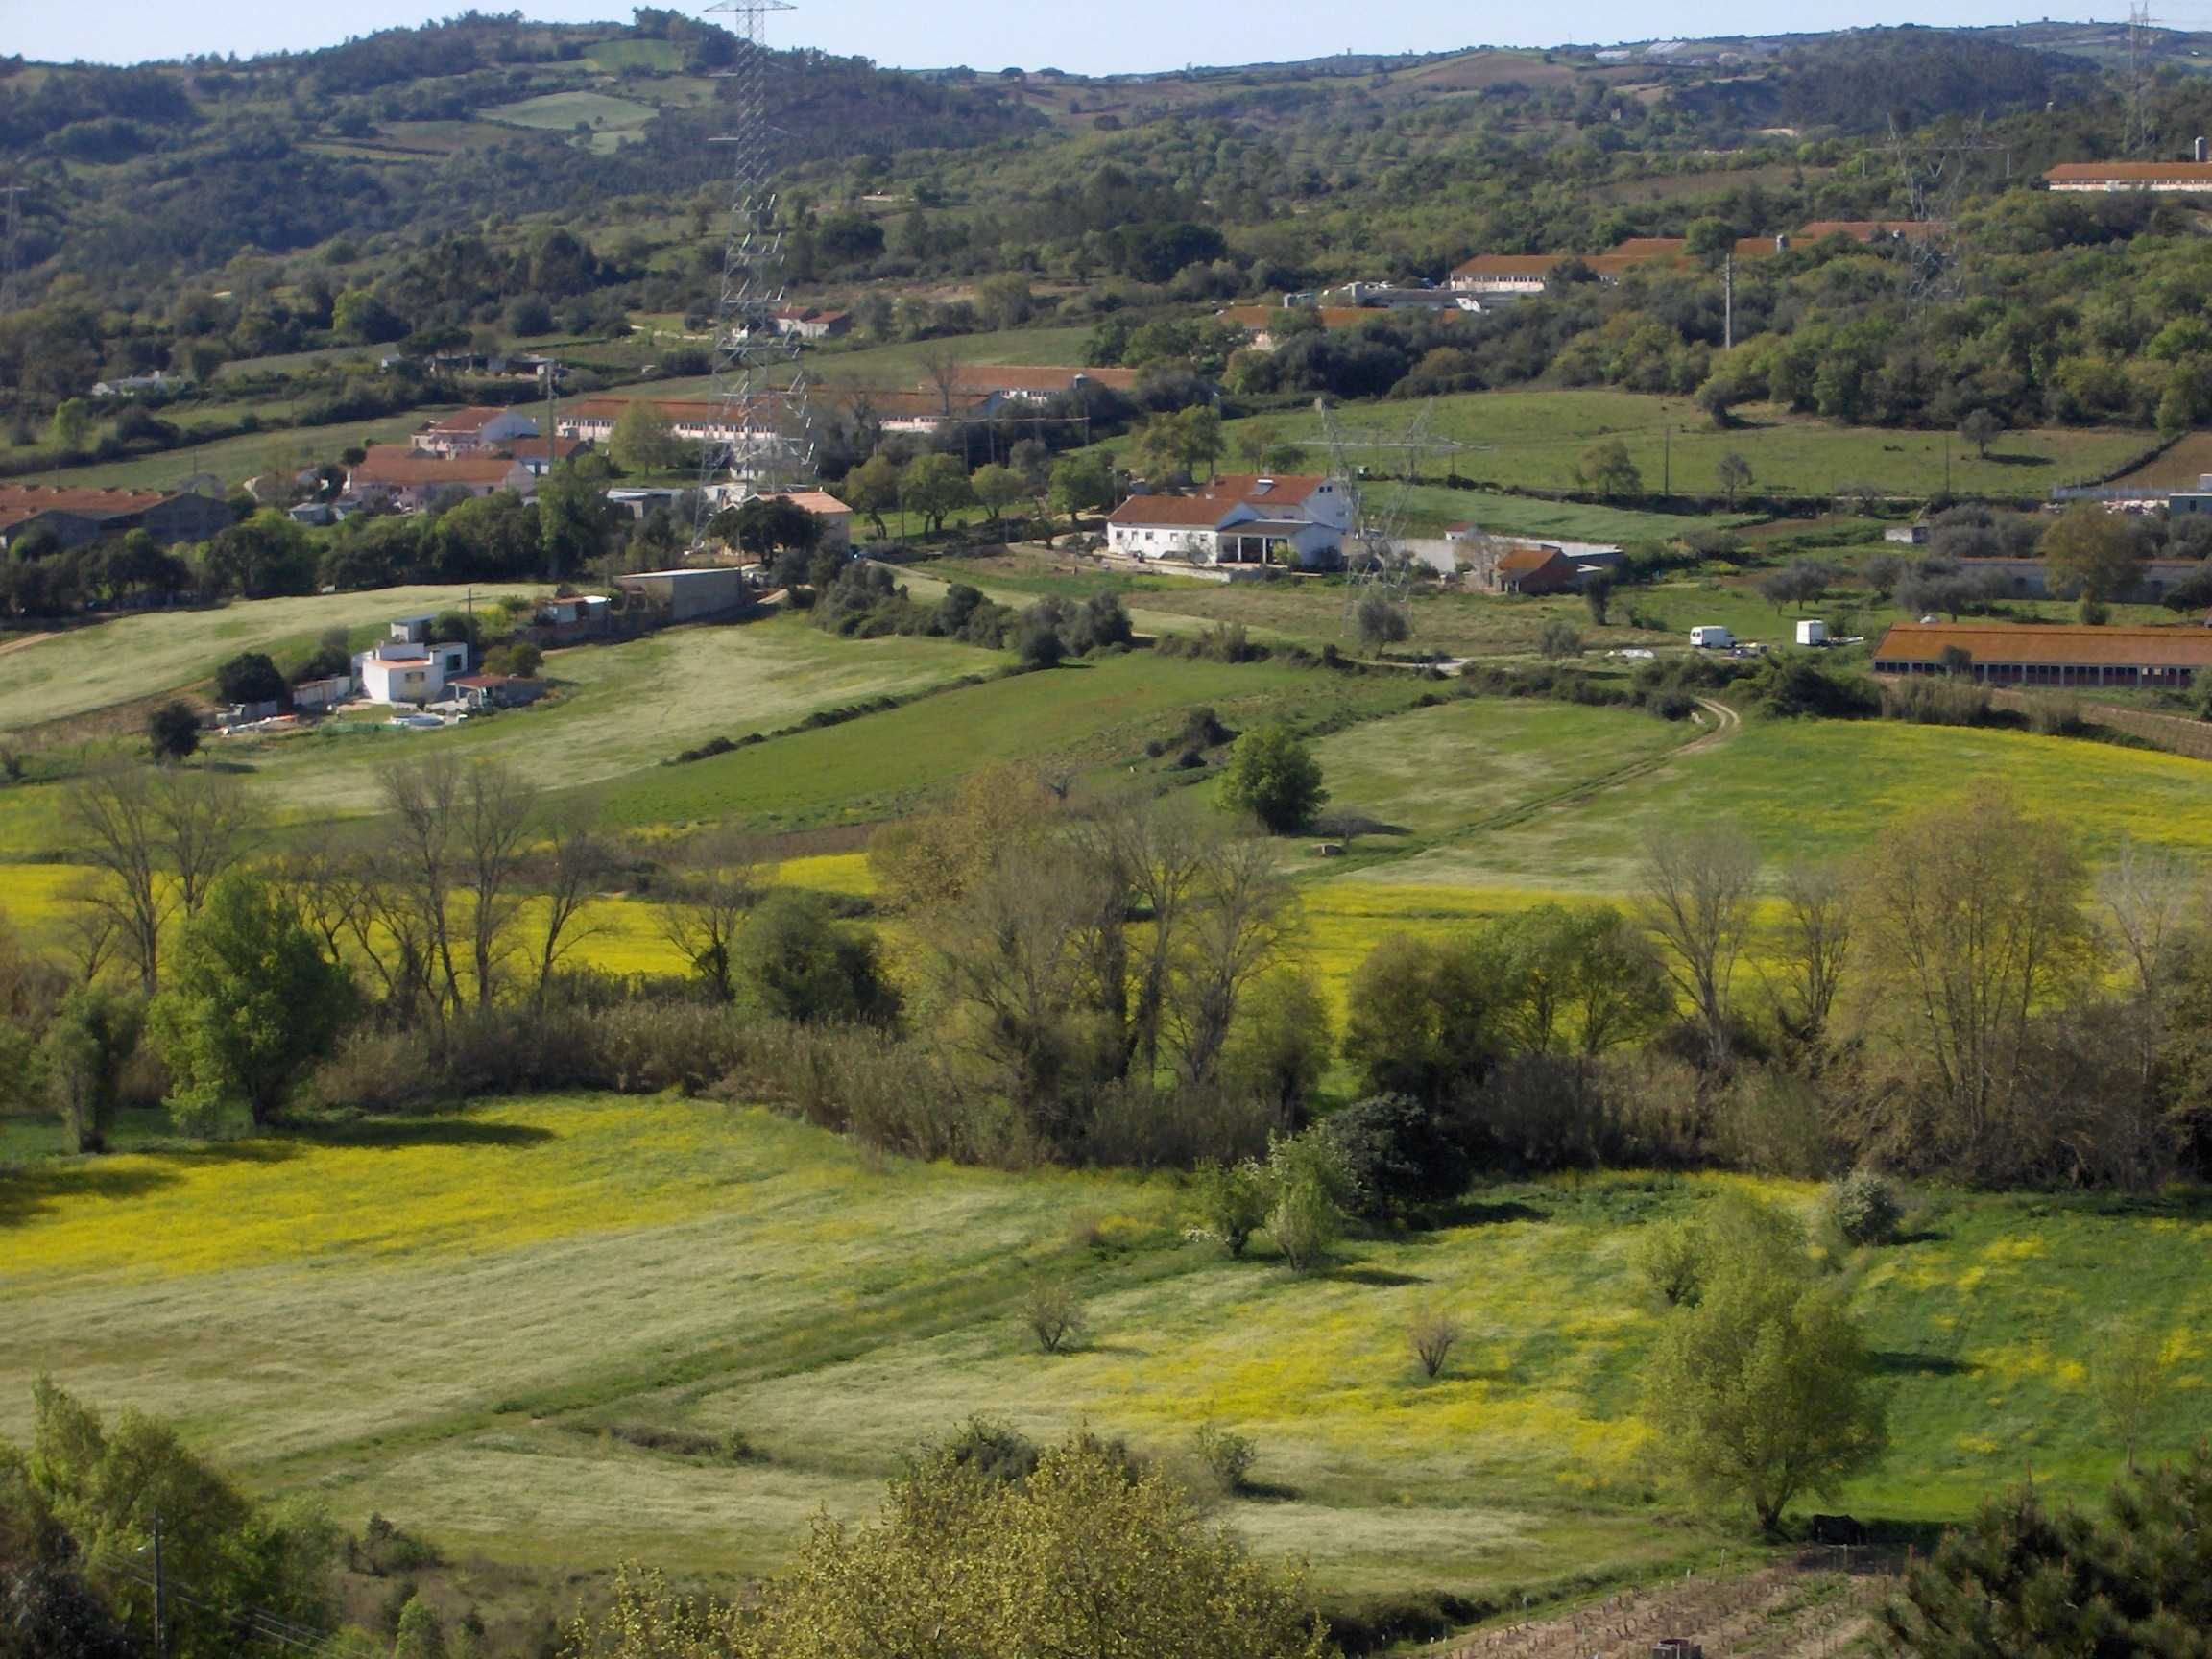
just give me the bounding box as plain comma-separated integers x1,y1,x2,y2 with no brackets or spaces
354,616,470,705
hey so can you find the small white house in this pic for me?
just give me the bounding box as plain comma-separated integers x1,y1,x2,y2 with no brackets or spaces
1689,625,1736,649
354,616,469,705
1796,619,1830,646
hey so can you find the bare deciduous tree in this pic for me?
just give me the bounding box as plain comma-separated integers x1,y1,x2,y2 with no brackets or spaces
658,827,765,1001
1851,786,2097,1161
1767,858,1853,1047
1170,831,1295,1088
531,807,609,1003
455,759,538,1008
1409,1307,1463,1379
1635,826,1760,1068
65,767,167,993
2090,1316,2170,1473
152,766,259,918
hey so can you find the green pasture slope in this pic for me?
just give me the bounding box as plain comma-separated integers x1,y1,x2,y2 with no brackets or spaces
1245,389,2157,501
1,1096,2204,1598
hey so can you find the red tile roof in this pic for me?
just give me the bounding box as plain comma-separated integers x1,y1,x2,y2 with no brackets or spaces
1109,473,1332,527
349,446,526,487
0,483,179,517
1872,621,2212,668
2045,160,2212,183
1496,546,1564,574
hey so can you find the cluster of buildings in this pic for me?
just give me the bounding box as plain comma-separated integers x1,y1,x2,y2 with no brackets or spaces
337,405,595,513
1446,221,1938,298
0,484,232,553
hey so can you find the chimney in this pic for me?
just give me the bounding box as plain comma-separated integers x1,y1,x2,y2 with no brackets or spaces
2196,135,2208,163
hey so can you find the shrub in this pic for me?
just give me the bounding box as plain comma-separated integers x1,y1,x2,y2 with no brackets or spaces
1190,1157,1272,1257
146,700,201,761
1634,1216,1706,1307
1323,1093,1471,1220
1827,1169,1902,1246
1192,1422,1257,1493
1022,1279,1085,1354
1264,1127,1348,1271
215,650,285,706
1882,676,1991,727
1408,1307,1462,1379
933,1416,1042,1484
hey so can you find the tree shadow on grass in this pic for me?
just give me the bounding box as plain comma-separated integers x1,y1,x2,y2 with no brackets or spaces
290,1118,558,1152
0,1161,185,1228
1427,1196,1550,1229
1328,1264,1427,1288
1868,1349,1972,1378
1235,1479,1301,1503
1981,451,2053,468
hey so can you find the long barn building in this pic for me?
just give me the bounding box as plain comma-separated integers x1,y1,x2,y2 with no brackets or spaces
1870,621,2212,688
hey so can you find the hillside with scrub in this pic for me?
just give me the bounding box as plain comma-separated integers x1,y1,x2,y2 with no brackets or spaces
21,4,2212,1655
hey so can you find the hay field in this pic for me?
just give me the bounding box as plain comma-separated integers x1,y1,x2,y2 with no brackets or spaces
0,585,542,734
4,1096,2205,1594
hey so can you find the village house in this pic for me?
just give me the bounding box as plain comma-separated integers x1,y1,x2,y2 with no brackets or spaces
750,488,854,554
771,305,853,341
1106,473,1352,567
0,484,231,552
616,566,749,622
408,406,539,456
502,434,594,477
1870,620,2212,688
556,396,790,458
347,446,537,512
353,616,472,706
90,370,178,399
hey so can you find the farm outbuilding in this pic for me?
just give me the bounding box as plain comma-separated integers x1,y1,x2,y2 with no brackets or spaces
616,566,748,622
1870,621,2212,688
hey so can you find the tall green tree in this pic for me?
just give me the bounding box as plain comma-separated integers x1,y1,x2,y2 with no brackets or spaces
1046,451,1115,534
37,986,143,1154
898,452,973,536
149,873,352,1130
538,456,614,579
608,402,685,473
842,453,902,540
1640,1195,1887,1531
12,1380,339,1659
1217,724,1326,834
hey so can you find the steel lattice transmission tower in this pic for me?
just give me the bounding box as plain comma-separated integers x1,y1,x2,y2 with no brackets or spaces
690,0,814,555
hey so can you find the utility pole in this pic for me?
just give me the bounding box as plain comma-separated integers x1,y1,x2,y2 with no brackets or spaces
1663,425,1671,496
152,1512,166,1659
1722,252,1734,351
0,183,23,318
1943,433,1952,498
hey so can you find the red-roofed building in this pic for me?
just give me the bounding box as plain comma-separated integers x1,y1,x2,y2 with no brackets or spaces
1106,473,1352,567
2045,159,2212,193
0,484,229,551
347,446,535,511
1871,621,2212,686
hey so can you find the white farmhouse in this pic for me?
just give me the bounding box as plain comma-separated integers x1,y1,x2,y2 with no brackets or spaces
1107,473,1353,567
354,616,470,705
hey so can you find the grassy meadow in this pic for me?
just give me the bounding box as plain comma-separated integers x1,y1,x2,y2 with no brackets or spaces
3,1095,2206,1595
1238,389,2157,502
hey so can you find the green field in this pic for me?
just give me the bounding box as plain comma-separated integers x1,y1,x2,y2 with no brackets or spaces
1357,715,2212,893
19,407,445,492
3,1095,2203,1596
1309,697,1693,839
215,619,996,818
583,649,1435,831
0,584,542,735
483,90,661,149
1237,390,2157,502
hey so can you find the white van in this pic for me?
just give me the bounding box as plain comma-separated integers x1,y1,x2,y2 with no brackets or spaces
1689,625,1735,649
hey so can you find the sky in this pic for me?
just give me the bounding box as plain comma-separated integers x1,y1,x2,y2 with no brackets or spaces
9,0,2089,77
